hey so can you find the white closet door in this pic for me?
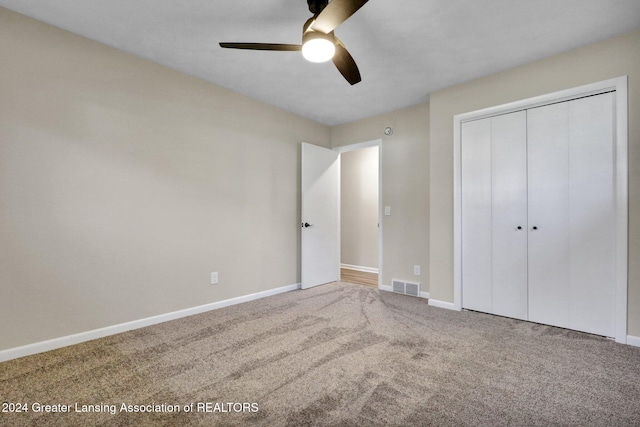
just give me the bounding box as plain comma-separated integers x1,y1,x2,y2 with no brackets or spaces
461,111,527,317
528,93,616,337
461,118,492,313
491,111,528,320
567,93,616,336
527,102,571,329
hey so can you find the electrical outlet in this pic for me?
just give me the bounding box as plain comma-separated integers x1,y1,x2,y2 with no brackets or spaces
413,265,421,276
210,272,218,285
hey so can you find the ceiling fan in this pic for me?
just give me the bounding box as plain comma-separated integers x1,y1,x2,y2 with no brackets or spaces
219,0,369,85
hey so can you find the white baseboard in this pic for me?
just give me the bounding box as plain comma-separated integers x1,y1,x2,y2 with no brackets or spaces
0,283,301,363
428,298,458,311
379,284,393,293
378,285,429,300
341,263,379,274
627,335,640,348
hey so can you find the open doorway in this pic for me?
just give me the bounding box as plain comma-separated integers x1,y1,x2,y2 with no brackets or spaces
337,142,380,288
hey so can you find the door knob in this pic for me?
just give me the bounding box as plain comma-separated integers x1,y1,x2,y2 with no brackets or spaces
517,226,522,230
302,222,313,228
532,226,538,230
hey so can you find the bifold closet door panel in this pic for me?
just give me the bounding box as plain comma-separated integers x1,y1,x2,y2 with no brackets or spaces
527,93,616,336
461,118,492,313
527,102,571,329
461,111,528,317
491,111,528,320
567,93,616,337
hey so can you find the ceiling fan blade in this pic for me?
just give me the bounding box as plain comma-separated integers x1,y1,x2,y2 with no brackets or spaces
332,39,361,85
311,0,369,34
219,43,302,51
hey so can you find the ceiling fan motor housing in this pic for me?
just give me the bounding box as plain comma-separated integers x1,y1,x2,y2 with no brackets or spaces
308,0,329,16
302,27,335,47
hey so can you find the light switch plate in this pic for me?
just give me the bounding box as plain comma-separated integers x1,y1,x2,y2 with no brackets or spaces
384,206,391,216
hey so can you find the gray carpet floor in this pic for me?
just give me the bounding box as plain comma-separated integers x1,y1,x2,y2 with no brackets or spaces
1,281,640,426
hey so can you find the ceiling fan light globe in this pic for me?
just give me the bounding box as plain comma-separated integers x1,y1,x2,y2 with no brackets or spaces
302,38,335,63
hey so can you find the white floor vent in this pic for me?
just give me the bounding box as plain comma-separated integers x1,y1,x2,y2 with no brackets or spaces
392,279,420,297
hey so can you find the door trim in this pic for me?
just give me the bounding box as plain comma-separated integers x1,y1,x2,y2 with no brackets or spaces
334,139,383,289
452,76,628,344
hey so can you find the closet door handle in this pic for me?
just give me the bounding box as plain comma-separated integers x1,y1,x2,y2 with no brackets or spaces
532,226,538,230
517,226,522,230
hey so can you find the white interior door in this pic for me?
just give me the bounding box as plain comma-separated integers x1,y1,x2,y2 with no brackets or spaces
528,93,616,337
455,77,627,343
461,112,528,319
461,118,493,313
566,93,615,336
301,142,340,289
462,98,615,336
527,102,572,329
491,111,528,320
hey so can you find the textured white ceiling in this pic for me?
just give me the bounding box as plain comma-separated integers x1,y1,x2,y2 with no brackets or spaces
1,0,639,125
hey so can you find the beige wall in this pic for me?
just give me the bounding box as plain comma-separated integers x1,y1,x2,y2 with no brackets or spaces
332,104,429,290
429,29,640,336
340,146,379,269
0,8,330,351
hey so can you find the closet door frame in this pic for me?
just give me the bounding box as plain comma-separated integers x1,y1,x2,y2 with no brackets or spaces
452,76,628,344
